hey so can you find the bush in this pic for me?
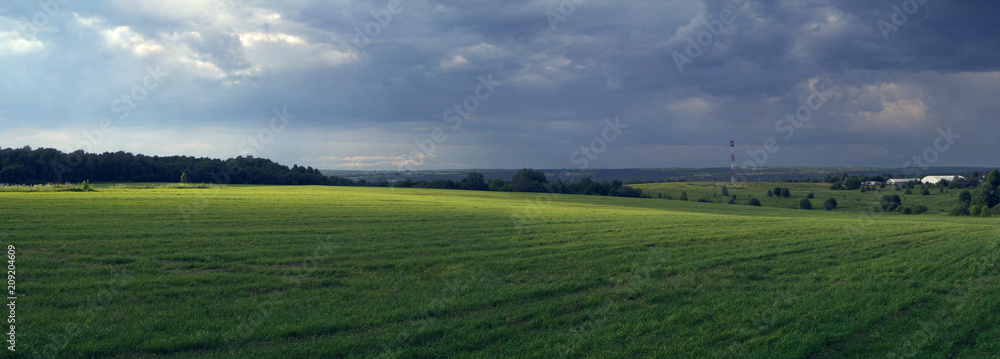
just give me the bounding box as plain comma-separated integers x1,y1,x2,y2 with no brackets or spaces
781,188,790,197
823,198,838,211
747,198,761,206
799,198,812,210
679,191,688,201
970,205,982,216
902,207,912,214
727,198,736,204
921,188,930,196
949,204,970,216
905,189,912,194
766,190,773,197
912,205,928,214
807,191,814,198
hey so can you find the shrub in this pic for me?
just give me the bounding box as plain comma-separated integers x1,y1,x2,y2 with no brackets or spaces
970,205,982,216
747,198,761,206
799,198,812,210
905,189,912,194
766,190,773,197
921,188,930,195
902,207,912,214
823,198,838,211
680,191,688,201
781,188,790,197
912,205,928,214
949,204,970,216
727,198,736,204
807,191,814,198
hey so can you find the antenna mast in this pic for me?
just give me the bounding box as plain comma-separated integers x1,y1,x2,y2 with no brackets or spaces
730,140,736,182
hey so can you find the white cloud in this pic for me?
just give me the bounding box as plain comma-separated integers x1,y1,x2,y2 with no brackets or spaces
0,31,44,56
100,26,165,56
439,54,468,69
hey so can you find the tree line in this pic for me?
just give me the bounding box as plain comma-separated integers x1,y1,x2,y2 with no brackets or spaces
0,147,645,199
0,146,349,186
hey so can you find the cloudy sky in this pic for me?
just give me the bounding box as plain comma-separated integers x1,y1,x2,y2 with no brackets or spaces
1,0,997,170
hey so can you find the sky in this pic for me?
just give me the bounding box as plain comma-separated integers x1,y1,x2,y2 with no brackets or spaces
0,0,998,171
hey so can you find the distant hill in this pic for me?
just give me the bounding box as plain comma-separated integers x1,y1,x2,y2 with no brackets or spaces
321,166,995,184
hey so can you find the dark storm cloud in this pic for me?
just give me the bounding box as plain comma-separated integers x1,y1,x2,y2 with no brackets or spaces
0,0,996,169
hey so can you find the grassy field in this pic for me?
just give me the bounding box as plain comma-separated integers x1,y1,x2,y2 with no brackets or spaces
631,181,965,214
2,186,998,358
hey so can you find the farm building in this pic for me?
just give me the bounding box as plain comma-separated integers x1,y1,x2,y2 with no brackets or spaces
887,178,919,185
921,175,965,184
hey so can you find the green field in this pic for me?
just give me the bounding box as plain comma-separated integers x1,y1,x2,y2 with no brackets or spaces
2,186,998,358
632,182,964,214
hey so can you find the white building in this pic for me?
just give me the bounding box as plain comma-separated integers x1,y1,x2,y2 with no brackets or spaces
887,178,919,185
921,175,965,184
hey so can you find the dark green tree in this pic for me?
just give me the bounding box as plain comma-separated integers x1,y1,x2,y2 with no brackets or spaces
799,198,812,210
781,188,790,197
461,172,489,191
747,198,761,206
824,198,838,211
510,168,547,192
844,177,861,190
180,172,188,183
959,190,972,205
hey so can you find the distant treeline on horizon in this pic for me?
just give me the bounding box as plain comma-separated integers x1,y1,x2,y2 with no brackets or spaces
1,146,995,187
0,146,349,186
